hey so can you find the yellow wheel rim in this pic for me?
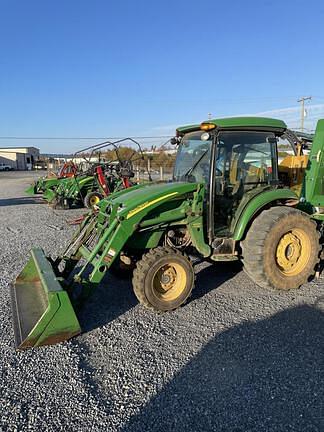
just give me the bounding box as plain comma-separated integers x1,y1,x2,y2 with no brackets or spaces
152,262,187,301
276,228,311,276
89,195,100,206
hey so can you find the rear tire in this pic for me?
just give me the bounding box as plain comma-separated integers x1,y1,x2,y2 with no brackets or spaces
132,246,194,311
84,191,103,209
242,206,321,290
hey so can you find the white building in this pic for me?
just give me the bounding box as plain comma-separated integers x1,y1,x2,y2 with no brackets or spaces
0,147,40,170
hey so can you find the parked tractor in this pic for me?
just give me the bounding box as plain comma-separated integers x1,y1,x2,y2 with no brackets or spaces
45,138,142,209
25,138,118,196
11,117,323,349
47,160,135,209
82,160,135,208
25,161,78,195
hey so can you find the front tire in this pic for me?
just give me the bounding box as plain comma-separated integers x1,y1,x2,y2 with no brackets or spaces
132,246,194,311
84,191,103,209
242,206,321,290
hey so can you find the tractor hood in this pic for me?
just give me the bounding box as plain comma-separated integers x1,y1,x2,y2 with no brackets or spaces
99,181,200,223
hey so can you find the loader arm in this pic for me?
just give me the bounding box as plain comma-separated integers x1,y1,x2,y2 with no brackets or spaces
65,182,201,290
11,182,201,349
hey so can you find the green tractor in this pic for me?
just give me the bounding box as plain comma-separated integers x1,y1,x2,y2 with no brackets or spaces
26,139,119,197
25,161,78,195
45,138,143,209
45,162,131,209
45,170,98,209
11,117,323,349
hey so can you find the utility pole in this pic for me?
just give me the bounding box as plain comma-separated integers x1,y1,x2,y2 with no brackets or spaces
297,96,312,131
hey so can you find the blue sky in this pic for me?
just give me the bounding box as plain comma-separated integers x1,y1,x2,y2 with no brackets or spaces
0,0,324,152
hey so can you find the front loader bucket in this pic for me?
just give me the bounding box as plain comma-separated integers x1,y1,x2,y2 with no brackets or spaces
43,188,56,202
25,184,37,195
11,248,81,350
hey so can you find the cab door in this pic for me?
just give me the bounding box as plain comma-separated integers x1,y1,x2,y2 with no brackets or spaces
212,130,278,237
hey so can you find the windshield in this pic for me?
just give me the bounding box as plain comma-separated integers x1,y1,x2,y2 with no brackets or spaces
173,131,212,182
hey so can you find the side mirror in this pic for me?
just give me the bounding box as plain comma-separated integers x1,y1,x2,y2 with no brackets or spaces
170,137,178,145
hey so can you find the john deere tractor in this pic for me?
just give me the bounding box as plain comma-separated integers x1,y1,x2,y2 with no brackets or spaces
45,138,143,209
25,161,78,195
45,168,100,209
26,138,122,198
11,117,323,349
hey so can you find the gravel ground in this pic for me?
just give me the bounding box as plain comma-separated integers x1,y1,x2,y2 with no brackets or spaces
0,171,323,432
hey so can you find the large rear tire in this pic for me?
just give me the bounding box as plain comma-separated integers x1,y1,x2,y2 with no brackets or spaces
132,246,194,311
242,206,321,290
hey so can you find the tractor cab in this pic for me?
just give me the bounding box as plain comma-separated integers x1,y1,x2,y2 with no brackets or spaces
173,117,289,238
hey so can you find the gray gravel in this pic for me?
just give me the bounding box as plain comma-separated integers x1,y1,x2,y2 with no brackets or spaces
0,171,323,432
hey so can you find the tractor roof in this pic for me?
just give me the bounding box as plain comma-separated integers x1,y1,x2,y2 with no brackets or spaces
176,117,287,135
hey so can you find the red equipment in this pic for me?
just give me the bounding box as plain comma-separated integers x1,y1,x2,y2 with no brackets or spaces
57,161,78,179
96,165,111,196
